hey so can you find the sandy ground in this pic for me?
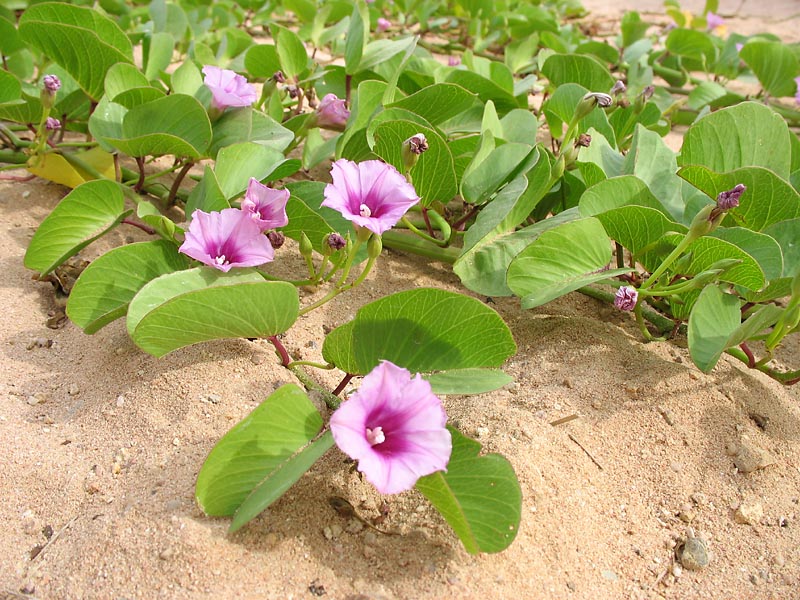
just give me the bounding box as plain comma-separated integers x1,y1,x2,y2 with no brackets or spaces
3,2,800,599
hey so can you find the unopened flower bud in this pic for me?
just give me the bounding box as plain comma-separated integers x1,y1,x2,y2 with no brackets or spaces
272,71,286,83
402,133,428,172
267,231,285,249
299,231,313,258
448,56,461,67
614,286,638,311
287,85,300,99
45,117,61,131
716,183,745,210
43,74,61,93
377,17,391,32
610,80,626,96
326,232,346,251
575,92,613,121
575,133,592,148
367,233,383,259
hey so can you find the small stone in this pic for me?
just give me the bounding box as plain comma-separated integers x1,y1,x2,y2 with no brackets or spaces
159,547,174,560
363,531,377,545
690,492,708,506
172,437,181,447
21,510,39,535
601,569,618,581
250,354,265,365
20,581,35,595
773,553,785,568
475,426,489,438
734,502,763,525
734,443,767,473
671,563,683,578
658,407,675,426
678,504,696,523
346,519,364,534
670,461,683,473
204,394,221,404
675,536,709,571
68,383,80,396
116,395,125,408
562,378,574,389
26,337,52,350
330,524,343,538
27,394,45,406
362,545,376,559
323,526,333,540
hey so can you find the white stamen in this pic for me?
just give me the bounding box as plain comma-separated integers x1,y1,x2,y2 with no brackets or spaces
359,203,372,218
214,255,228,265
366,426,385,446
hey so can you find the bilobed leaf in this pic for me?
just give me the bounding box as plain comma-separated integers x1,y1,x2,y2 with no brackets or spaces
144,32,174,80
677,165,800,231
739,41,799,98
101,94,212,158
24,180,130,276
711,228,783,281
688,285,742,372
67,240,188,334
678,102,792,178
579,175,670,218
423,369,514,395
541,53,615,92
372,120,457,206
26,147,116,188
244,44,281,78
763,218,800,277
543,82,615,147
0,69,22,104
416,427,521,554
209,108,294,157
461,143,536,204
19,2,134,100
230,431,334,533
196,384,325,517
322,288,516,375
127,269,299,357
359,37,417,72
507,218,631,308
387,83,476,125
185,166,230,217
665,28,717,63
271,25,308,79
214,143,286,200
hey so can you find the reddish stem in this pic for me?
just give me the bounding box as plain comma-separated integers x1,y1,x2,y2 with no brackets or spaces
268,335,291,368
739,342,757,368
133,156,146,193
167,161,194,205
332,373,354,396
121,218,156,235
421,206,435,237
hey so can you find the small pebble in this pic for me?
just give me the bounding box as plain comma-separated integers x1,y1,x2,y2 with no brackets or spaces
670,461,683,473
172,437,181,447
362,545,376,559
26,337,52,350
475,426,489,438
363,531,377,545
116,395,125,408
734,502,763,525
675,536,709,571
671,563,683,578
733,443,767,473
323,526,333,540
159,547,174,560
773,553,785,568
27,394,46,406
658,407,675,426
601,569,618,581
250,354,265,365
68,383,80,396
347,519,364,533
690,492,708,506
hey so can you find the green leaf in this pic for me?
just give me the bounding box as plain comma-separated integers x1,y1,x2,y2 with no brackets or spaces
416,427,521,554
144,32,174,81
507,218,631,308
387,83,476,126
244,44,282,78
423,369,513,395
185,166,230,217
230,430,334,533
24,180,129,276
445,70,521,114
541,53,615,92
214,142,286,200
677,165,800,231
688,285,741,372
461,143,536,204
196,384,325,517
344,0,369,74
322,288,516,375
372,120,457,206
67,240,188,334
209,108,293,157
763,218,800,277
19,2,134,100
543,83,615,147
127,269,299,357
579,175,671,218
621,11,650,47
359,37,417,73
711,228,783,281
0,69,22,105
665,28,717,64
739,41,800,97
271,25,308,79
101,94,212,158
678,102,792,178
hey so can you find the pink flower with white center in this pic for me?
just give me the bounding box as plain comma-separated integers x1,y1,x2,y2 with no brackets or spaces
241,178,290,231
202,66,257,110
377,18,391,32
329,361,452,495
314,93,350,131
179,208,274,272
614,286,638,311
321,159,420,235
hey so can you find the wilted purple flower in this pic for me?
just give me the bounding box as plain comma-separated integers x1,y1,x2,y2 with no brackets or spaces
314,93,350,131
321,159,420,235
42,75,61,93
448,56,461,67
610,80,626,96
614,286,638,311
377,17,391,32
405,133,428,155
329,361,452,495
179,208,274,272
241,178,289,231
706,11,724,31
45,117,61,131
795,76,800,105
716,183,746,210
326,232,346,251
202,66,257,110
272,71,286,84
575,133,592,147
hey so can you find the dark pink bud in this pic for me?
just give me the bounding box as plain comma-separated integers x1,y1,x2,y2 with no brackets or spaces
716,184,745,210
326,232,346,251
575,133,592,148
42,75,61,93
614,286,638,311
267,231,285,249
45,117,61,131
272,71,286,83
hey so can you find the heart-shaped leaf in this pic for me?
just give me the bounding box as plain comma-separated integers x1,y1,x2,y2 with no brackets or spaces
423,369,514,395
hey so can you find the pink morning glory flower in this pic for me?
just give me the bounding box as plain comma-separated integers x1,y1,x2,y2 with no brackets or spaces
201,66,257,110
241,178,290,231
321,159,420,235
377,17,391,32
179,208,274,272
314,93,350,131
706,11,724,31
614,286,638,311
794,76,800,105
329,361,452,495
